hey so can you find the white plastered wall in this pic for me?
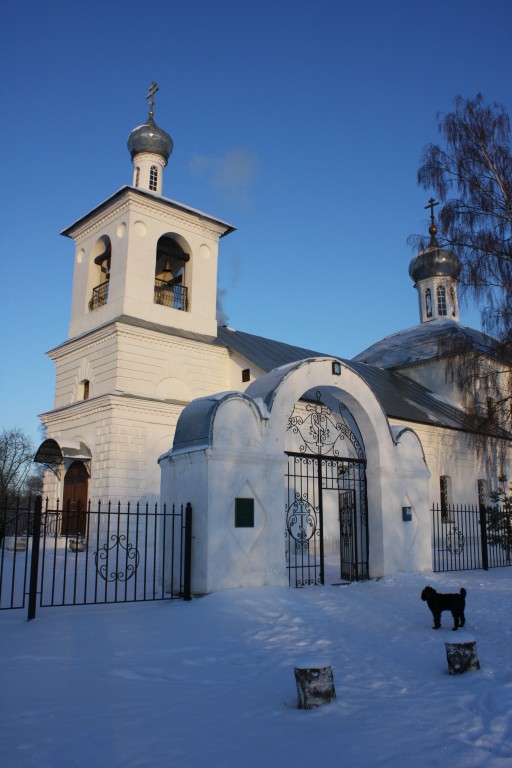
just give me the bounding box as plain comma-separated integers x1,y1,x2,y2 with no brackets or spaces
160,358,432,593
42,318,233,504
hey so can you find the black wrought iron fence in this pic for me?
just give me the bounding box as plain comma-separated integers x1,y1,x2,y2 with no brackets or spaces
0,497,192,619
432,502,511,572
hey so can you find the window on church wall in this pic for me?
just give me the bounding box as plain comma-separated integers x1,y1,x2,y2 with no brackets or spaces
450,286,456,316
437,285,447,316
440,475,453,520
478,479,489,509
149,165,158,191
88,236,111,312
154,235,190,311
135,167,140,187
81,380,90,400
425,288,432,318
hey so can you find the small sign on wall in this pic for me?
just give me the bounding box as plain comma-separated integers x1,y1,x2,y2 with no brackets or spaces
235,498,254,528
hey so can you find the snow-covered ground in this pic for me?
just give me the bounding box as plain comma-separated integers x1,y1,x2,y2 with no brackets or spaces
1,569,511,768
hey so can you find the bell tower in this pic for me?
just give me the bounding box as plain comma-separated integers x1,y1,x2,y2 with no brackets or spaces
409,199,461,324
39,85,235,504
64,83,234,340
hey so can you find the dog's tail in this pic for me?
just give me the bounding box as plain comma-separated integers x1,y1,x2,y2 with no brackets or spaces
460,588,467,597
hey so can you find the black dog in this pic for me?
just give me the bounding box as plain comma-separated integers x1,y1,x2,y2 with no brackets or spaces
421,586,466,630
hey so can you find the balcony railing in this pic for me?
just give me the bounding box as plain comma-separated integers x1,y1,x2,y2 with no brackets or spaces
88,281,109,312
154,279,188,311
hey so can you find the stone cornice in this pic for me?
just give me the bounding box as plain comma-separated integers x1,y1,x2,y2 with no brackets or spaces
47,317,229,362
62,187,235,242
47,324,118,361
66,197,132,242
39,393,187,424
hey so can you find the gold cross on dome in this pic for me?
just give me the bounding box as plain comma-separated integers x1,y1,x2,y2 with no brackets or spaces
146,81,159,117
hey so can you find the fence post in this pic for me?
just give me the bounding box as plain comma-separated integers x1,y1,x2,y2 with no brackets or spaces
27,496,42,621
183,503,192,601
479,503,489,571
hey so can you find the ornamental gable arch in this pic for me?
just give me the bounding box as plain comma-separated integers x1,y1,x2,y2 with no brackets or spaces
244,358,396,465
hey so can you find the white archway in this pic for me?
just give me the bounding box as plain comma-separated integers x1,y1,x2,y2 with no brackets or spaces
160,358,431,593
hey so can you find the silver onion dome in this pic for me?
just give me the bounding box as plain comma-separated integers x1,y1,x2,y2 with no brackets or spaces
409,221,461,284
409,244,461,283
127,116,173,163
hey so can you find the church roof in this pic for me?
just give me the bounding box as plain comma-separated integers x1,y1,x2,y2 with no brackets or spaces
216,326,325,371
352,318,505,369
216,325,509,438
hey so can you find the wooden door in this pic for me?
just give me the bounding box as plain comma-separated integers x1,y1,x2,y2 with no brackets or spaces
62,461,89,536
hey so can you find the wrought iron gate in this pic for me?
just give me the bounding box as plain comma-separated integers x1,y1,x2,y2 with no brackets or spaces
285,454,369,586
285,391,369,587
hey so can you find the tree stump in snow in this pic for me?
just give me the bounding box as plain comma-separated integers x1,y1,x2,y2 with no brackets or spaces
294,665,336,709
445,641,480,675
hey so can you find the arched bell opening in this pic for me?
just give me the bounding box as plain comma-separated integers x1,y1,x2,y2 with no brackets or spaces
88,236,111,312
154,234,190,311
285,386,369,586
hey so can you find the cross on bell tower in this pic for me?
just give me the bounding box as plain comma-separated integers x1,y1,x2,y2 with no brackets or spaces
146,81,159,118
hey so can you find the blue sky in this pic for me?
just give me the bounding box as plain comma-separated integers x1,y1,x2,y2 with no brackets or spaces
0,0,511,447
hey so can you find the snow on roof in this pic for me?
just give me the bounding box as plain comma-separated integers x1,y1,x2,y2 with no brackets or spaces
352,318,503,369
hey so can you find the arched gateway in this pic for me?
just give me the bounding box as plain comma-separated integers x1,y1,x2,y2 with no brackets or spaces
285,389,368,586
160,358,431,595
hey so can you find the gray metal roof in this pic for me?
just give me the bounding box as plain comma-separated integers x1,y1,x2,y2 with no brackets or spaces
216,326,328,371
217,325,510,438
349,361,482,433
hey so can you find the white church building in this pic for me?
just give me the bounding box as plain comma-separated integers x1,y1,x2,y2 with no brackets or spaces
36,88,511,593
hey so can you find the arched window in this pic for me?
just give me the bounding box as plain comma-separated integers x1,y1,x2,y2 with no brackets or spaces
450,286,456,316
135,167,140,187
81,380,90,400
425,288,432,318
437,285,447,316
149,166,158,192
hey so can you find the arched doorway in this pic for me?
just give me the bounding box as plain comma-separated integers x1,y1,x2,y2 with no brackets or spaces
285,389,369,586
62,461,89,536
